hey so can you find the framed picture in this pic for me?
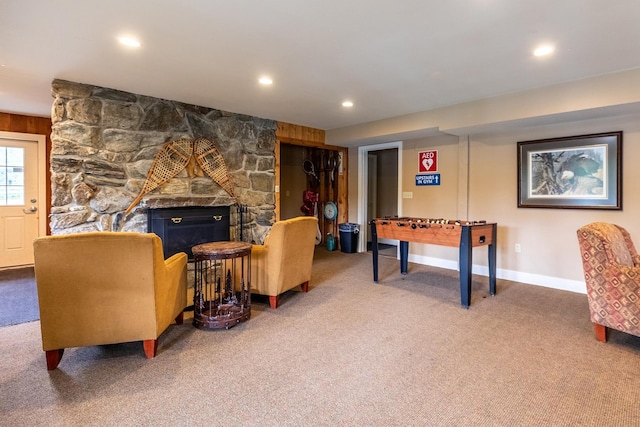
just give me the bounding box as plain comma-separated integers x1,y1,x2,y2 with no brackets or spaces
517,131,622,209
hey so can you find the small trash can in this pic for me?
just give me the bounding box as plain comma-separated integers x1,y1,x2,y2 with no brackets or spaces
339,223,360,253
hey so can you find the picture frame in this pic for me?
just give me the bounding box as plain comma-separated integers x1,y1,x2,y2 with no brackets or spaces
517,131,622,209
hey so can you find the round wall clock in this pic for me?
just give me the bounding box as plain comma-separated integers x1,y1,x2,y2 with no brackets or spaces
323,201,337,220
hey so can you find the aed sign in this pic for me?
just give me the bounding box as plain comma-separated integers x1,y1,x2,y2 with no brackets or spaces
418,150,438,173
416,174,441,186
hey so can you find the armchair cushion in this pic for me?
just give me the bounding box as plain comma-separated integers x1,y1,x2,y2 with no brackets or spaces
33,232,187,369
251,216,318,308
577,222,640,342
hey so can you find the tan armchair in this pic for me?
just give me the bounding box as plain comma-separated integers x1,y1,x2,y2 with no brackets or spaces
251,216,318,309
576,222,640,342
33,232,187,370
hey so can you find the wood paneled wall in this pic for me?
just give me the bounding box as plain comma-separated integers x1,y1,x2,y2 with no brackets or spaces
0,112,52,234
276,122,325,146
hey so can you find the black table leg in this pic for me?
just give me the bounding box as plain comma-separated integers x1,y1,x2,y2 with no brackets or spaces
371,221,379,283
459,226,472,308
489,223,497,296
400,241,409,275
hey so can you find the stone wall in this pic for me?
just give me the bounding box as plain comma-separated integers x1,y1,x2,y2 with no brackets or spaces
50,79,276,243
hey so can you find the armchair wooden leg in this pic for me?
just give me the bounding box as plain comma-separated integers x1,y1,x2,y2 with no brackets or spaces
594,323,608,342
45,349,64,371
143,339,158,358
175,311,184,325
269,295,279,309
301,281,309,293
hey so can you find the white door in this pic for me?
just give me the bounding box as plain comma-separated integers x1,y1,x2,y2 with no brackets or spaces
0,136,41,268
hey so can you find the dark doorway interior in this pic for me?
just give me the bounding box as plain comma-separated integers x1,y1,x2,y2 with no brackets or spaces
366,148,398,252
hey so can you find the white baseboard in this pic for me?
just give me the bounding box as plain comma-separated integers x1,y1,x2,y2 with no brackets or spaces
407,253,586,294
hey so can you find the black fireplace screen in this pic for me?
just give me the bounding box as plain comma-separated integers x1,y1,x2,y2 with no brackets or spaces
147,206,232,260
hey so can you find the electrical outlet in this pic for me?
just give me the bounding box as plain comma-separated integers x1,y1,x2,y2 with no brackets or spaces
515,243,521,253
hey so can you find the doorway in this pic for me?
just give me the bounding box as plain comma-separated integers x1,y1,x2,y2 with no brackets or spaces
357,141,402,253
0,132,46,268
280,143,343,247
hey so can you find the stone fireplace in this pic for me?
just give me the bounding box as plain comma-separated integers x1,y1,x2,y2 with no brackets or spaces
49,79,276,244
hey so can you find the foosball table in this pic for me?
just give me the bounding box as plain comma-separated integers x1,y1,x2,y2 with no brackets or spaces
370,217,497,308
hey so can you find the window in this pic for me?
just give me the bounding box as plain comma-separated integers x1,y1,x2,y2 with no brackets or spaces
0,146,25,205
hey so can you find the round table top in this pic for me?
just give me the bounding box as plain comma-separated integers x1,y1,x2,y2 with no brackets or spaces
192,241,252,258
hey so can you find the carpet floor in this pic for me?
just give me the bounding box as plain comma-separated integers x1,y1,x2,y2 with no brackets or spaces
0,266,39,327
1,249,639,426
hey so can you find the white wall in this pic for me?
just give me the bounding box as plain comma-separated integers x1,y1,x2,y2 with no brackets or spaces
334,68,640,294
467,114,640,292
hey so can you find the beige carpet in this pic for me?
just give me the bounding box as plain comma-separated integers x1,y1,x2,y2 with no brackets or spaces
1,249,639,426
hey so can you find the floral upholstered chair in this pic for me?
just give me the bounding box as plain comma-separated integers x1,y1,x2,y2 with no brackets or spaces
576,222,640,342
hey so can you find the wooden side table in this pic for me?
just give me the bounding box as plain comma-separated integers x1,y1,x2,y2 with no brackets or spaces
192,241,252,329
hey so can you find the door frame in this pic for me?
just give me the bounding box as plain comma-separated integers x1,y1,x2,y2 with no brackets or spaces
0,131,47,239
357,141,402,253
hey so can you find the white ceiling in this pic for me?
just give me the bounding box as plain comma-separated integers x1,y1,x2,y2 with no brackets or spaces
1,0,640,131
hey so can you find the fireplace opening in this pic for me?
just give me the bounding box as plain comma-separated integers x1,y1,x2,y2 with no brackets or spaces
148,206,231,260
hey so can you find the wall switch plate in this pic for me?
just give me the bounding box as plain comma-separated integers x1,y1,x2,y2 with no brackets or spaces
402,192,413,199
515,243,521,253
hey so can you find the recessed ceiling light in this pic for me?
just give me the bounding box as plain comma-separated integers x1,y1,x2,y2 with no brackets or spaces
342,101,354,107
533,45,555,57
258,77,273,85
118,37,141,48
